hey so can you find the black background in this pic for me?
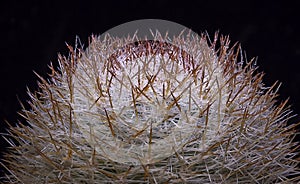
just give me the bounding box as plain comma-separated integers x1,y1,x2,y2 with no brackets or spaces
1,0,300,176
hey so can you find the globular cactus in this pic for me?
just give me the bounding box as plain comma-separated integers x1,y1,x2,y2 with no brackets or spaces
1,21,299,183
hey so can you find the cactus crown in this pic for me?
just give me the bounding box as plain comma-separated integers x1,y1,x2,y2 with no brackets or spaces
1,30,299,183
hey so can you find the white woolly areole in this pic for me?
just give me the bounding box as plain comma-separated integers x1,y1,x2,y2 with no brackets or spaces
72,36,229,165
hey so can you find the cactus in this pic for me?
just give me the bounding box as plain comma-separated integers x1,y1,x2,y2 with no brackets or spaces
1,29,299,183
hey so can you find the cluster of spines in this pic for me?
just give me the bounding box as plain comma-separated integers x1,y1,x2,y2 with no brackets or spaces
0,32,299,183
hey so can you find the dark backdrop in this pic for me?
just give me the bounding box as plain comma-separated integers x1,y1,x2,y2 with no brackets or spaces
1,0,300,176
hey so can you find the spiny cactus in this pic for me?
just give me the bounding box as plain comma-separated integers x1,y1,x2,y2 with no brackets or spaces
1,29,299,183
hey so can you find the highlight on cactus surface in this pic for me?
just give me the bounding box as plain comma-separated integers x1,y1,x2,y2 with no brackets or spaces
1,19,299,183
